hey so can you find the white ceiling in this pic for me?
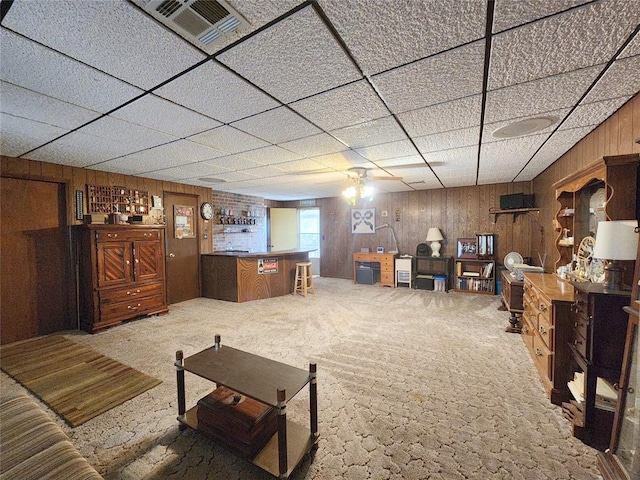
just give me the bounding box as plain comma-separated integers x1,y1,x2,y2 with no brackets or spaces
1,0,639,200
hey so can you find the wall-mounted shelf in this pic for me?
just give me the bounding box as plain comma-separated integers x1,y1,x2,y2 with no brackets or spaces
490,207,539,224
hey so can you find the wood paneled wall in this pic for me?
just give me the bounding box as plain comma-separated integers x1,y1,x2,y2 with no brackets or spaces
532,93,640,271
281,181,535,279
0,156,215,254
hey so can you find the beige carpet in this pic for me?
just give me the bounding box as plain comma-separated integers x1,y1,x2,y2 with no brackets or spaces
0,335,161,427
0,278,601,479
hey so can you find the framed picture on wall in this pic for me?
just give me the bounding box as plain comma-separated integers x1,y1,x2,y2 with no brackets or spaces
457,238,477,259
174,205,195,239
351,208,375,234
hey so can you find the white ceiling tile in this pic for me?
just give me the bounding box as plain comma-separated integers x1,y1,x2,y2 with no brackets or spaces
515,125,595,180
414,127,480,153
582,56,640,103
0,114,69,157
619,31,640,58
239,165,292,178
212,170,263,182
26,131,142,168
370,155,424,168
330,116,407,148
270,159,331,174
484,66,602,124
489,0,640,89
155,62,279,123
310,150,371,170
0,29,143,113
398,95,483,136
482,107,570,144
236,146,303,166
189,126,270,154
560,96,630,130
477,133,550,184
319,0,486,75
112,140,228,173
372,41,485,113
289,81,389,131
143,163,233,182
218,6,361,103
355,140,419,162
279,133,348,157
0,81,101,130
492,0,589,33
2,0,206,90
112,95,221,138
231,107,321,144
203,155,265,170
378,164,438,186
78,116,177,152
425,145,478,176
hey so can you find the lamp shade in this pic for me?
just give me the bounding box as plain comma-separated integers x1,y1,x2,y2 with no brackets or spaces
426,227,444,242
593,220,638,260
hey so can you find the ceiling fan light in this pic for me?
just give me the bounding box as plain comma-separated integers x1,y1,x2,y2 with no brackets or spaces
342,186,356,199
361,185,374,198
492,116,558,139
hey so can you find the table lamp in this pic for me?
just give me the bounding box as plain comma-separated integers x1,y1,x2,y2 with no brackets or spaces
592,220,638,291
426,228,444,257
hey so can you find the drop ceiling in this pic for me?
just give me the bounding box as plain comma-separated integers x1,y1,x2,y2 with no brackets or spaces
1,0,638,201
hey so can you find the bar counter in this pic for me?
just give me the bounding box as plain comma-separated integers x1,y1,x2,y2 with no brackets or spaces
201,249,312,302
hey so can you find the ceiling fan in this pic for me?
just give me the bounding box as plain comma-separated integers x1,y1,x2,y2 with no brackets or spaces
346,167,403,182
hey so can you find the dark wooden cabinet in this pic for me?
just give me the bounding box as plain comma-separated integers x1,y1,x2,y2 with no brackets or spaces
598,237,640,479
501,270,524,333
565,282,631,451
76,224,168,332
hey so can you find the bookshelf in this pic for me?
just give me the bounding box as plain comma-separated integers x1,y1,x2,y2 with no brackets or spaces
454,234,496,295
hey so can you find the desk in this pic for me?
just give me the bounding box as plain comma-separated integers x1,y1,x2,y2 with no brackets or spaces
501,270,524,333
353,252,396,287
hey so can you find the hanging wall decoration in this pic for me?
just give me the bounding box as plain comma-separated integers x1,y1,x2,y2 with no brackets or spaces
174,205,195,239
351,208,376,234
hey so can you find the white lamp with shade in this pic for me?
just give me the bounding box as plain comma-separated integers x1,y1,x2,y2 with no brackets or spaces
426,228,444,257
592,220,639,291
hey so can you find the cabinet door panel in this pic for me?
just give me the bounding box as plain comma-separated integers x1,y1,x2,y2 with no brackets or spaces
134,240,164,282
97,242,132,287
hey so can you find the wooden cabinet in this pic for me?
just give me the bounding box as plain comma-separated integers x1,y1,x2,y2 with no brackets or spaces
552,154,639,281
76,224,168,332
598,238,640,478
564,283,630,450
454,258,496,294
521,273,574,405
353,252,396,287
501,270,524,333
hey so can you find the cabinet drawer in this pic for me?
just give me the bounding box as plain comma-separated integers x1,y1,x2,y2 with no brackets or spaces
96,229,161,243
533,335,553,381
521,316,535,352
572,310,589,342
380,272,394,284
571,330,588,359
100,294,166,322
537,307,554,350
100,282,164,305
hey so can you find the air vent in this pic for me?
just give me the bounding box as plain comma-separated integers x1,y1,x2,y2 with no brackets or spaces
139,0,249,53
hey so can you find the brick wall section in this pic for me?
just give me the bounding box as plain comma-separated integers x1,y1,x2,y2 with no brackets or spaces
211,192,267,252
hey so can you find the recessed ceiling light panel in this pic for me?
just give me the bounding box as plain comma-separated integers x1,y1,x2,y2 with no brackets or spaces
492,116,558,139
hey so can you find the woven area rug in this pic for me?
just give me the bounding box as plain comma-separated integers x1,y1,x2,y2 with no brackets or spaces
0,334,161,427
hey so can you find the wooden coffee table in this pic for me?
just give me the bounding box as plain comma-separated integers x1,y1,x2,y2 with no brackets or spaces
175,336,318,478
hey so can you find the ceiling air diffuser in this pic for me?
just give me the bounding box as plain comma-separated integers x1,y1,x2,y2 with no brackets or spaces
137,0,249,54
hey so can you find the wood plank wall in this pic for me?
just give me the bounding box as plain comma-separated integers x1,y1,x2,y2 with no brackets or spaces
0,156,214,254
532,93,640,272
280,181,535,279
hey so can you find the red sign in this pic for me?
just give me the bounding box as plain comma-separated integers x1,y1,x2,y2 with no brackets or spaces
258,258,278,274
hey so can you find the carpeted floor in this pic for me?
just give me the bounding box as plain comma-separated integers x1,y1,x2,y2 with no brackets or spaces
0,278,602,479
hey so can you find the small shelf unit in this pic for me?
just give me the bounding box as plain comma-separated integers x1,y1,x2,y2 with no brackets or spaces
454,258,496,294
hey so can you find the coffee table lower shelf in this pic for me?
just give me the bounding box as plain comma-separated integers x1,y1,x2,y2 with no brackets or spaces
179,405,316,478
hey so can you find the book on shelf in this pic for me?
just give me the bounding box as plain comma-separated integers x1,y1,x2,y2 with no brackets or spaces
463,271,480,277
482,262,493,278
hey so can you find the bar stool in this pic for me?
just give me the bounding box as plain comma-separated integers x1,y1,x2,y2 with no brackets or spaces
293,262,315,297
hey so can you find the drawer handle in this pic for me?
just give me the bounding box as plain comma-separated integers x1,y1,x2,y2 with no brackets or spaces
573,339,583,346
107,233,118,238
126,260,130,265
127,289,141,296
539,304,547,312
535,348,543,357
539,326,547,335
128,303,142,310
522,325,529,334
613,384,635,394
143,233,152,237
135,259,139,264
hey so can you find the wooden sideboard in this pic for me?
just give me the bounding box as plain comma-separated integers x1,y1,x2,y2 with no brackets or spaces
522,273,574,405
75,224,168,333
501,270,524,333
353,252,396,287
